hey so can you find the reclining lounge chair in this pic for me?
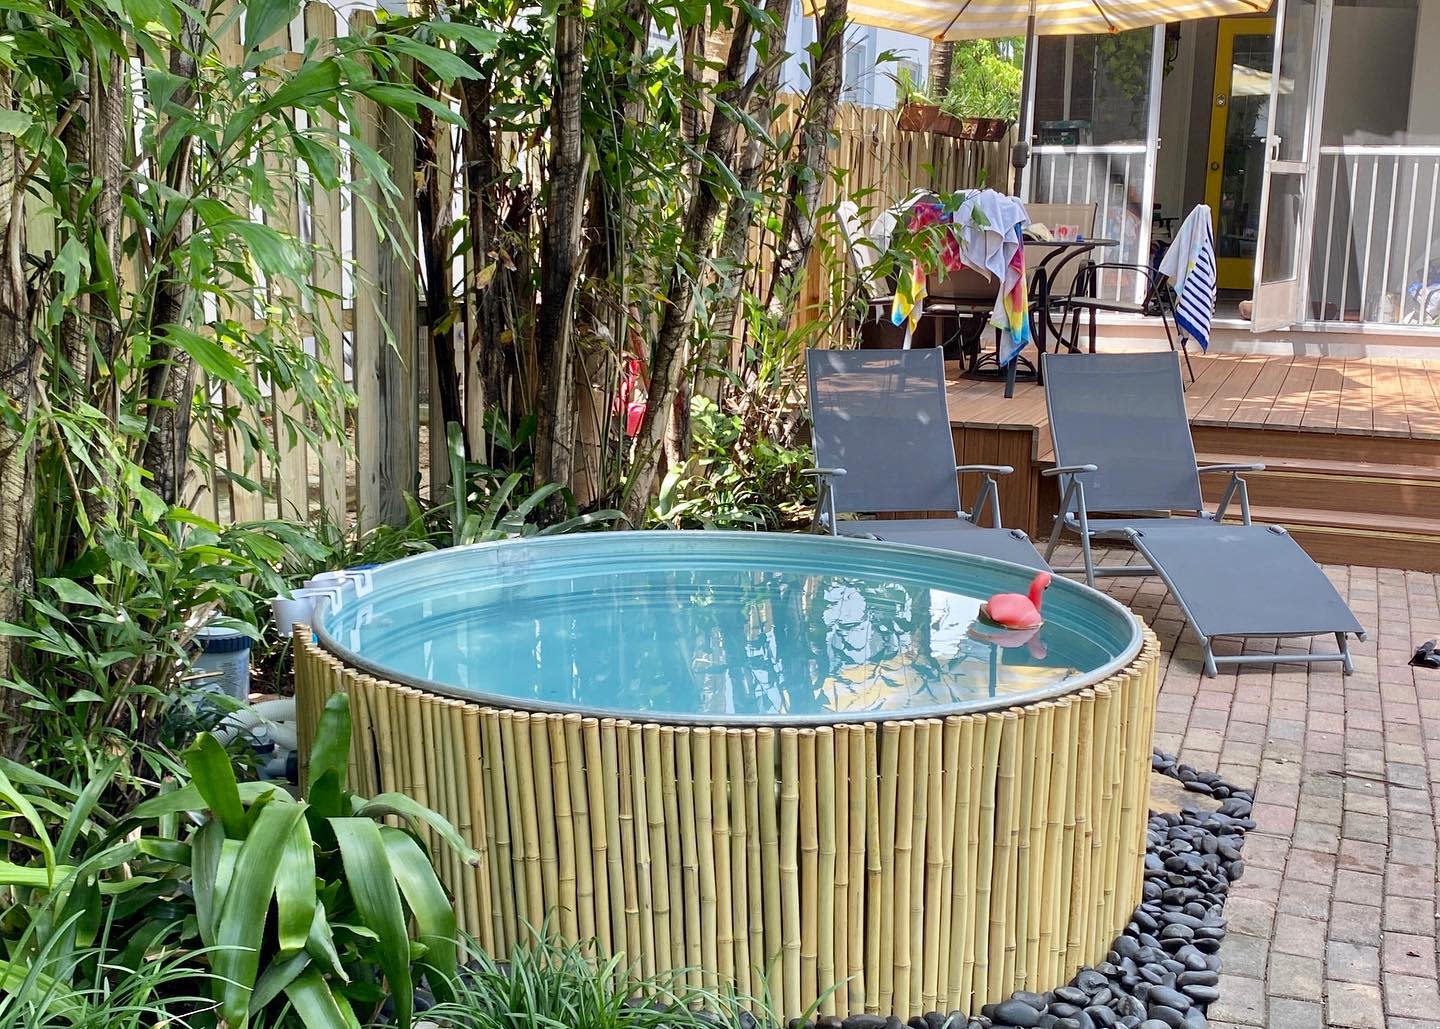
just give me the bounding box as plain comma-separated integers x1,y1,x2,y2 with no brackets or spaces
1041,351,1364,676
805,348,1048,570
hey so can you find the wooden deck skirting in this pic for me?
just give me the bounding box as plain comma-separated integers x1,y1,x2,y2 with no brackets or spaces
295,628,1161,1021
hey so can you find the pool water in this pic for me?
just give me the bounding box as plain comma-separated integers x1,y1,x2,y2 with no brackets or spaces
315,532,1141,724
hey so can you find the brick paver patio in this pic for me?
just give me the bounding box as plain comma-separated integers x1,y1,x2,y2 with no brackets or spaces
1061,545,1440,1029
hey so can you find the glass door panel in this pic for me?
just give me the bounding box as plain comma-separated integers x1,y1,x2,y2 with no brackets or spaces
1251,0,1326,330
1205,20,1275,291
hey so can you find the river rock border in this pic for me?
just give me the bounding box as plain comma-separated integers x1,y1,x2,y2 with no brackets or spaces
808,749,1253,1029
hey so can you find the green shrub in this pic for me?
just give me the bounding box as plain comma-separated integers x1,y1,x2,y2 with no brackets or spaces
0,693,470,1029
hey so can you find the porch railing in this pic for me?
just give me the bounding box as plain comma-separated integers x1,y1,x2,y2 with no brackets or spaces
1030,144,1149,302
1312,145,1440,327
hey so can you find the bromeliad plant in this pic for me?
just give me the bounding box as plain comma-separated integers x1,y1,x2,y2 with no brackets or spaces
0,693,471,1029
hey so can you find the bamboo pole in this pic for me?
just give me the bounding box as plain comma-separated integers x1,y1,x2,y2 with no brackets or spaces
894,721,920,1016
617,722,646,975
582,718,613,956
1012,707,1039,991
816,728,837,1016
563,715,596,950
798,728,819,1008
677,727,704,993
711,730,736,994
936,716,961,1007
511,713,545,934
640,726,669,974
728,729,753,1001
757,728,783,1019
661,727,686,976
600,719,628,959
546,718,579,944
991,711,1020,998
864,724,882,1015
921,720,944,1013
877,721,900,1015
484,708,517,951
463,707,496,954
695,728,719,993
1025,703,1055,986
947,715,978,1012
779,728,802,1014
446,701,480,938
742,730,765,997
627,728,656,978
1066,694,1096,973
971,712,1003,1007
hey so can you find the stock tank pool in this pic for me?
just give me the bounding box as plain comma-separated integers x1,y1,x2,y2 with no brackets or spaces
296,532,1160,1021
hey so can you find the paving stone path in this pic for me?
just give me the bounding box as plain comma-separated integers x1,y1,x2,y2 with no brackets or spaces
1060,546,1440,1029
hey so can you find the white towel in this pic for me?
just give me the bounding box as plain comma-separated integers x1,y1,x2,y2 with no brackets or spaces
1158,204,1217,351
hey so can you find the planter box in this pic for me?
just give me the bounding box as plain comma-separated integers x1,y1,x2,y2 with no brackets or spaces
897,102,1012,143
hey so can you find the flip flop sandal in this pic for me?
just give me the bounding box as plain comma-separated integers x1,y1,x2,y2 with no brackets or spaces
1412,640,1440,669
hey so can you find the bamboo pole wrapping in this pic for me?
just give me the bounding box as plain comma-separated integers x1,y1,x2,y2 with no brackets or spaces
293,624,1161,1022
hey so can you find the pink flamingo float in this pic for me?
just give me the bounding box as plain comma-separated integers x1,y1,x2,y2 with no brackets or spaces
979,571,1052,630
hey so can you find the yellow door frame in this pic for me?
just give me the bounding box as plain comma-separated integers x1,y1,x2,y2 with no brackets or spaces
1204,17,1276,291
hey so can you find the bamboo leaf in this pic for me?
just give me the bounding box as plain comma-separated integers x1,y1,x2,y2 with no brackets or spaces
243,0,300,52
330,818,413,1028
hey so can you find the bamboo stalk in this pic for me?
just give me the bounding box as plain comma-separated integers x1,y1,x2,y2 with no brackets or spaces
642,725,672,978
893,721,920,1017
600,718,628,959
563,715,596,951
444,700,479,937
711,730,736,995
779,728,802,1016
921,719,944,1013
816,728,837,1016
485,708,518,951
728,729,753,1001
463,706,496,954
936,716,961,1007
617,722,646,975
1050,699,1077,985
971,712,1003,1007
840,733,864,1013
677,727,704,994
510,712,545,934
863,724,881,1015
991,711,1019,999
661,727,686,976
757,728,784,1019
623,727,655,976
1067,694,1096,974
798,728,819,1009
434,697,463,902
1025,703,1055,985
946,715,977,1012
545,718,579,944
742,730,765,997
877,721,900,1015
584,718,617,956
694,728,719,994
1012,707,1039,991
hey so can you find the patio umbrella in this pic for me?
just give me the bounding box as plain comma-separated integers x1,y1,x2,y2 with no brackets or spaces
845,0,1270,189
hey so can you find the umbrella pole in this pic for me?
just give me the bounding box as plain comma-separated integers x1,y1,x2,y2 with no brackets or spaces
1011,1,1037,196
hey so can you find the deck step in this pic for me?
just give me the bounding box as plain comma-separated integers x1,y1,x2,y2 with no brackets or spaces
1227,505,1440,574
1197,453,1440,521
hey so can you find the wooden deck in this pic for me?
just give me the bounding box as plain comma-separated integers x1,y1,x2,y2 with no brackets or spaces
944,351,1440,572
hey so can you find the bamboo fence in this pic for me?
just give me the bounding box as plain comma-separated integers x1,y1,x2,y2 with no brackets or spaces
295,623,1158,1022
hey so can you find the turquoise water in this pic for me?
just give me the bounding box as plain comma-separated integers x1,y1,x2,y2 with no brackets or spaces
316,532,1140,723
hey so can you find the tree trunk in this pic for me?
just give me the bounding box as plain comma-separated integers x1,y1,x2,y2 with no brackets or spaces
533,7,588,492
0,67,38,744
415,84,464,449
766,0,849,320
621,14,759,525
139,21,203,505
928,41,955,95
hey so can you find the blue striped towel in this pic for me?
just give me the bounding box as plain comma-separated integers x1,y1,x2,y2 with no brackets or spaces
1159,205,1217,351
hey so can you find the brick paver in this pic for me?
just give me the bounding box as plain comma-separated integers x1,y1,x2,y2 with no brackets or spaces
1061,547,1440,1029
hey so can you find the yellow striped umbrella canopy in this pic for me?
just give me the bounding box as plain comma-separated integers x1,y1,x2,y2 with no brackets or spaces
844,0,1268,42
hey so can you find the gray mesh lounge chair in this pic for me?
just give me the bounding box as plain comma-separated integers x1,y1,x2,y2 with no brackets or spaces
1041,351,1364,676
805,348,1048,570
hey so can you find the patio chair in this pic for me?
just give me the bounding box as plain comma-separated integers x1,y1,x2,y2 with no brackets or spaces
805,347,1048,570
1041,351,1364,676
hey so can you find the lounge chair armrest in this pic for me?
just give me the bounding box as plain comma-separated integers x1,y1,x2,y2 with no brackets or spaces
801,467,847,478
1198,463,1266,474
956,464,1014,476
1041,463,1099,477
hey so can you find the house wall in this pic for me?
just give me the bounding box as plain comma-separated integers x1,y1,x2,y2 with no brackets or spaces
1409,0,1440,136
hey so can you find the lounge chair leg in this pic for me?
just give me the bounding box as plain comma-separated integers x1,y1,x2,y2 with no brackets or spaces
1338,632,1355,675
1202,638,1218,678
